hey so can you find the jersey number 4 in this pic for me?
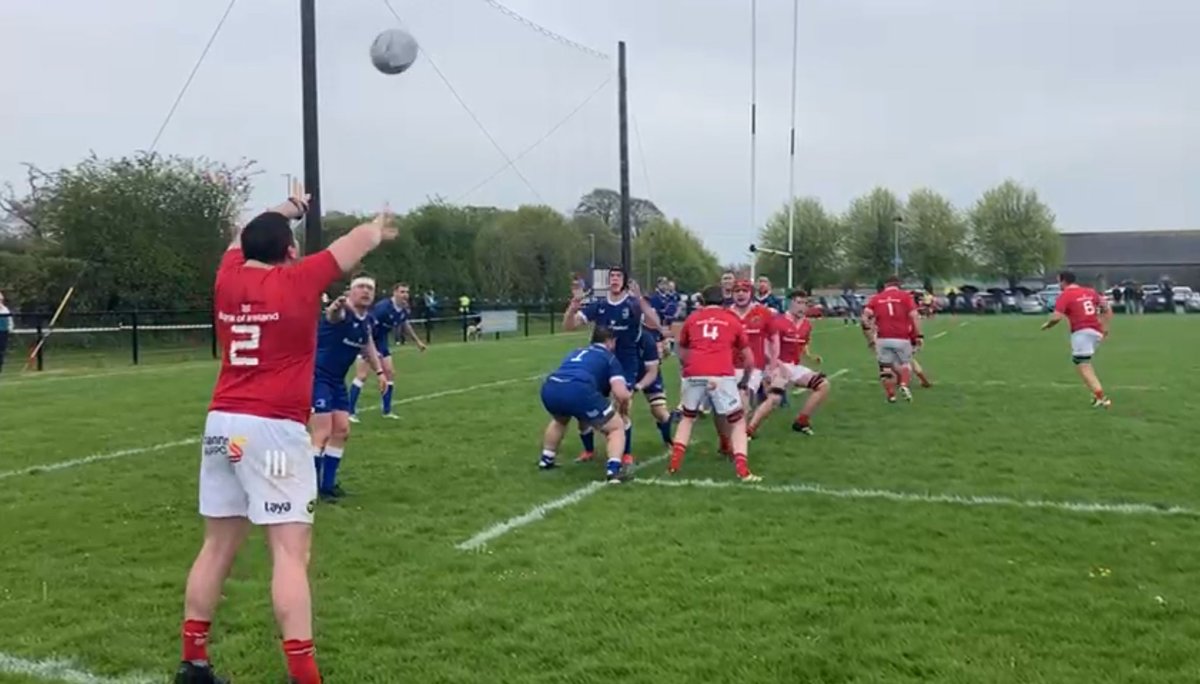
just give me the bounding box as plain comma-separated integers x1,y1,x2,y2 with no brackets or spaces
230,324,261,366
701,323,720,340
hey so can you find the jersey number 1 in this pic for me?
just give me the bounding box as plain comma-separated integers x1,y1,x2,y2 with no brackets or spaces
230,324,261,366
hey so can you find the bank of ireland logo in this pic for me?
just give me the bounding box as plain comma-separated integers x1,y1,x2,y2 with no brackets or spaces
228,436,247,464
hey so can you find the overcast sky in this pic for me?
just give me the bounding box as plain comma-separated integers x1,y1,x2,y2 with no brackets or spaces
2,0,1197,262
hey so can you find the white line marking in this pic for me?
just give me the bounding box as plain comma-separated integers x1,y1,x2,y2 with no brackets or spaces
931,331,948,340
839,378,1163,392
456,453,669,551
0,440,197,481
635,477,1197,517
959,320,971,328
0,376,544,481
0,652,156,684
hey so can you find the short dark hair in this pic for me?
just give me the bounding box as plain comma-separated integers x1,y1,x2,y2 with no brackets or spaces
702,285,725,305
788,289,808,300
241,212,294,264
1058,271,1077,284
884,275,902,287
393,282,409,290
608,266,627,289
591,326,615,345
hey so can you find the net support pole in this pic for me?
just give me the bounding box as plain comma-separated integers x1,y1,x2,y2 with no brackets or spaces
749,0,758,283
301,0,323,254
618,41,632,276
785,0,799,289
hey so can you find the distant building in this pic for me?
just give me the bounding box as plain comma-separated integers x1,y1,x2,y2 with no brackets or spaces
1061,230,1200,287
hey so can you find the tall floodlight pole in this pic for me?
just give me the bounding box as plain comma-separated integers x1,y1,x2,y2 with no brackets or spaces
749,0,758,281
301,0,322,254
618,41,632,277
785,0,799,289
893,216,903,275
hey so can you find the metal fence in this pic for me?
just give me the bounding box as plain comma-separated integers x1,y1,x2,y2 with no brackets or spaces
6,301,575,372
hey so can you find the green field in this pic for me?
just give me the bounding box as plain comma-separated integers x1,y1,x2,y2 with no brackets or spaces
2,315,1199,683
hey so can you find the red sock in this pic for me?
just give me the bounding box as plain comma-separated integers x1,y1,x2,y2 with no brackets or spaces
181,619,211,663
882,379,896,398
899,366,912,387
733,453,750,479
1093,389,1105,399
795,414,810,427
669,441,687,471
718,435,731,455
283,639,321,684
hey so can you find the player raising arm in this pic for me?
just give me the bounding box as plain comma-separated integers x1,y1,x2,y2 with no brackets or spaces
1041,270,1113,408
669,286,761,482
538,327,633,483
176,184,396,684
310,280,387,502
863,276,921,403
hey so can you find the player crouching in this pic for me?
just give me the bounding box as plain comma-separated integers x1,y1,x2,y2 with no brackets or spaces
669,286,761,482
539,327,633,483
747,290,830,437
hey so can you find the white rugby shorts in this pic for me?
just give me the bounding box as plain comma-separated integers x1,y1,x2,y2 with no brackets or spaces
1070,328,1104,360
780,363,821,388
876,338,914,367
744,368,765,394
680,376,742,416
199,411,317,525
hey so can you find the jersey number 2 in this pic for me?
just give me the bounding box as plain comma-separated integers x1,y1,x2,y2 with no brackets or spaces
230,324,261,366
701,323,720,340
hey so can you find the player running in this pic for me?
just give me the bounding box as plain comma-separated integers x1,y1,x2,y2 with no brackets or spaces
1041,270,1112,407
178,185,395,684
747,290,830,436
347,281,427,422
862,276,922,403
538,327,633,483
310,279,387,502
669,286,761,482
564,267,661,466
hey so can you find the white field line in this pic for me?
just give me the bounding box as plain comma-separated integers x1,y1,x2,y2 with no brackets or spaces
0,376,543,481
0,652,156,684
635,477,1198,517
837,377,1164,392
456,452,669,551
930,331,948,340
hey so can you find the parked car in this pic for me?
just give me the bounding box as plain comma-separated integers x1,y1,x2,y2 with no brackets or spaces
1186,293,1200,313
1172,287,1194,306
1039,284,1062,312
1019,294,1045,314
1143,288,1173,313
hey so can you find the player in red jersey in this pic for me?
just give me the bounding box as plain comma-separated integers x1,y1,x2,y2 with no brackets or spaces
906,324,933,388
728,280,776,410
175,184,396,684
670,286,761,482
747,290,830,436
1041,270,1112,408
862,276,922,403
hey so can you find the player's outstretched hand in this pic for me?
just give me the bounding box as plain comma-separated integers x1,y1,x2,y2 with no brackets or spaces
417,340,428,352
283,178,311,218
375,204,397,240
811,354,824,365
628,280,643,299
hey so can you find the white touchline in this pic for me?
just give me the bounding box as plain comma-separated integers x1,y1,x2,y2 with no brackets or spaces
456,453,669,551
0,652,157,684
634,477,1197,517
0,376,544,482
931,331,948,340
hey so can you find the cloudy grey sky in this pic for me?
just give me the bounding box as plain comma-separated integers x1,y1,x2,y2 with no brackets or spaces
2,0,1197,262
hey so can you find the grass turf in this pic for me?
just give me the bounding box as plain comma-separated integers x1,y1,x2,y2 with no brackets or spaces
1,314,1198,683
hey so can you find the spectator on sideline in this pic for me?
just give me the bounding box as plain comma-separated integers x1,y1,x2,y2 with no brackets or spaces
0,291,10,374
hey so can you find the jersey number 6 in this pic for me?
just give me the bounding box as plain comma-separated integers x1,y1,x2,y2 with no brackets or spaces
230,324,261,366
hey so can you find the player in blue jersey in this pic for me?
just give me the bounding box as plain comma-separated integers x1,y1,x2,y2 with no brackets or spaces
647,277,679,358
539,327,633,483
632,326,674,448
348,282,427,422
563,266,660,467
310,277,386,501
754,276,783,312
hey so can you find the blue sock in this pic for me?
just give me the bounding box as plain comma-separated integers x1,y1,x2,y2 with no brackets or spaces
348,379,364,415
657,419,672,446
321,446,343,493
580,429,595,453
624,423,633,456
382,382,395,415
313,448,323,479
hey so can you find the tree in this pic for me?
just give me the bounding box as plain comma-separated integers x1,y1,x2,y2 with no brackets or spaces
969,180,1061,288
474,205,581,302
2,153,252,311
757,197,844,291
573,188,664,236
903,189,969,291
844,187,905,286
631,218,721,292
